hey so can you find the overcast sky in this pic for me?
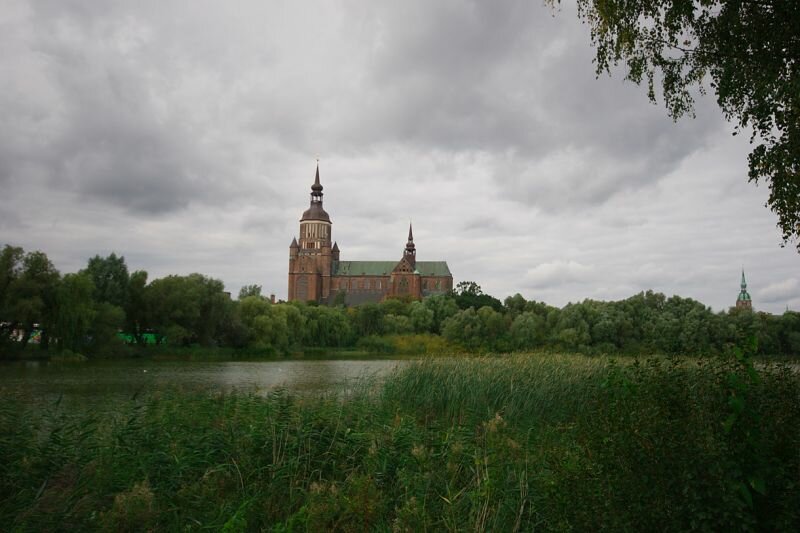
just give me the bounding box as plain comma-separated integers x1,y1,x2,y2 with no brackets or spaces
2,0,798,313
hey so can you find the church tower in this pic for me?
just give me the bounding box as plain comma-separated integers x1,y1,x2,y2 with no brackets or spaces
735,269,752,310
288,164,333,302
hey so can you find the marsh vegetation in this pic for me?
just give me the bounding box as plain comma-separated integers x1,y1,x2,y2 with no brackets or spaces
2,353,798,531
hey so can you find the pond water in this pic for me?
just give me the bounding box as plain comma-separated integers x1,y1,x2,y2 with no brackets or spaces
0,358,408,409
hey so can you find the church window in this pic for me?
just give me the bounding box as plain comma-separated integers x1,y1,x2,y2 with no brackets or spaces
399,277,409,293
435,280,441,290
297,276,309,301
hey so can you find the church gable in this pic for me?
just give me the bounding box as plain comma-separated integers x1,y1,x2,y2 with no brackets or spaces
392,257,416,274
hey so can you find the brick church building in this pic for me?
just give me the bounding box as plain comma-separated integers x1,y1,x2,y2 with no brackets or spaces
287,165,453,305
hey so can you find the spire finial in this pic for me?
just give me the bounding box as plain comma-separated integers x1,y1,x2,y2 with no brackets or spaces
311,161,323,197
741,268,747,289
408,221,413,242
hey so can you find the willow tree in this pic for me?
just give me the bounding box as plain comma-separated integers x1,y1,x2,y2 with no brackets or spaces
557,0,799,249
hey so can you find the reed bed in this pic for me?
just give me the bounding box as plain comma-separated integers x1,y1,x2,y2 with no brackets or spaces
1,354,799,531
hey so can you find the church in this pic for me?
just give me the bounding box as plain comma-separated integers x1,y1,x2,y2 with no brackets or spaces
287,165,453,305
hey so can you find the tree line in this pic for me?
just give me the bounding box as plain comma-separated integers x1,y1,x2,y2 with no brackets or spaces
1,245,798,357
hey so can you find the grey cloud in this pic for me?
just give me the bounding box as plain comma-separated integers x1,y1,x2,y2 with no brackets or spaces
2,1,249,215
758,279,800,304
523,260,593,289
320,0,725,213
1,0,798,315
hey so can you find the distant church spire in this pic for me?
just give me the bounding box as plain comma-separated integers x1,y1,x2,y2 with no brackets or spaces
736,268,752,310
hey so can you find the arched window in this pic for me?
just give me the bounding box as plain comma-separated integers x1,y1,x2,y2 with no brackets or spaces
399,277,409,293
297,276,309,301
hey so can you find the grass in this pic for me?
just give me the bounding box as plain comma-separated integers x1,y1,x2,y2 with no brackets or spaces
1,353,799,531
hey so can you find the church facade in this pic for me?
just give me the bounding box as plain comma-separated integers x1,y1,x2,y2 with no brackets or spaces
287,165,453,305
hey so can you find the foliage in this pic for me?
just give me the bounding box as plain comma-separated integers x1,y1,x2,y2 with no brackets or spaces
0,245,26,351
145,274,230,346
4,249,60,350
89,302,126,355
51,272,95,354
2,355,798,530
83,253,129,308
442,306,512,352
421,293,459,333
558,0,800,249
1,244,799,359
237,284,262,300
451,281,503,312
124,270,148,345
408,300,434,333
355,333,453,355
350,303,385,337
509,311,546,349
382,313,414,335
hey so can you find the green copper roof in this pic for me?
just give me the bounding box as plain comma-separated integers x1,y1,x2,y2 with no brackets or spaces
416,262,451,276
333,261,396,276
737,269,751,301
332,260,451,277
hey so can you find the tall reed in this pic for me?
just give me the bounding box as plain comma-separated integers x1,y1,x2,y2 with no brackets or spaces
1,353,798,531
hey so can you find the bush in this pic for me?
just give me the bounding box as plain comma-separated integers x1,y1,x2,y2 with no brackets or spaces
355,335,396,354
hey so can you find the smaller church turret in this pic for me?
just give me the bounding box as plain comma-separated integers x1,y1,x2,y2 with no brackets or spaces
736,269,752,310
403,223,416,268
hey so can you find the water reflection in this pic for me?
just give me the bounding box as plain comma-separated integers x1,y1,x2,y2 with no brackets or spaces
0,358,407,408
